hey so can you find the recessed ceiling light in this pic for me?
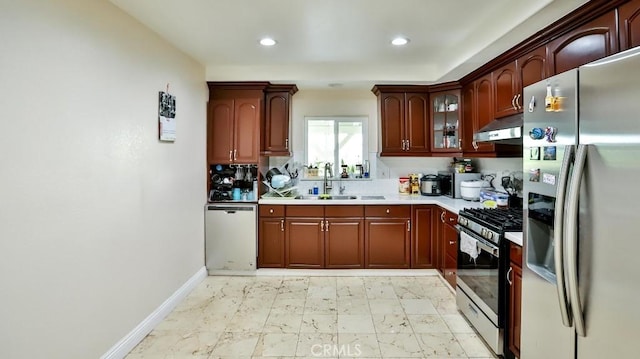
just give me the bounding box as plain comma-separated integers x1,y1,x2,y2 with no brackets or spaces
391,37,409,46
259,37,277,46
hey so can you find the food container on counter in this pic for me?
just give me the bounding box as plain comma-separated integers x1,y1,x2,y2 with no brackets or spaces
479,189,509,208
399,177,410,194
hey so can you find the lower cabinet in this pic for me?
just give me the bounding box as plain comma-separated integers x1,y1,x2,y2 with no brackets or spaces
275,205,365,269
411,205,435,268
259,204,441,270
286,218,324,268
435,207,458,288
325,218,364,268
258,205,286,268
508,242,523,358
365,205,411,269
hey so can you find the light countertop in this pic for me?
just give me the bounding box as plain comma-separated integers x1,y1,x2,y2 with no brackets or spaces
505,232,523,246
259,194,485,214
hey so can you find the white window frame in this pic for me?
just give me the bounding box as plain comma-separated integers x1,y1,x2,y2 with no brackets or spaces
304,116,368,177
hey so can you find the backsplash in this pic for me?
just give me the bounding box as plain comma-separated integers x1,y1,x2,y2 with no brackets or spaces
268,155,523,196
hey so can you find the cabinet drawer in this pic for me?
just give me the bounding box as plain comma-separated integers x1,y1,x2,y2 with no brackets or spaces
260,205,285,217
510,242,523,267
286,205,324,217
444,211,458,225
365,205,411,218
325,205,364,218
445,232,458,258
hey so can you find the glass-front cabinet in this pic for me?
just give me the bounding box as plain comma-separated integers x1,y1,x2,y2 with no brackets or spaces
430,90,461,152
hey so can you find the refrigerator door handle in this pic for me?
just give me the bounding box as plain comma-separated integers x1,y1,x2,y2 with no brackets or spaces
566,144,588,337
554,144,575,327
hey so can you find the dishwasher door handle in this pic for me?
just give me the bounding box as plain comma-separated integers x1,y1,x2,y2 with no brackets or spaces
207,205,255,212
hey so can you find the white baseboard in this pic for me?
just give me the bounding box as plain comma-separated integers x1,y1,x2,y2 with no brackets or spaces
101,266,207,359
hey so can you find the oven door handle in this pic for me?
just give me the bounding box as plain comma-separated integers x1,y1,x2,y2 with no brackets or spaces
457,226,500,257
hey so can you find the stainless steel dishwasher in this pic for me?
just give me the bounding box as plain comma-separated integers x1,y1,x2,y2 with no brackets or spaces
205,203,257,273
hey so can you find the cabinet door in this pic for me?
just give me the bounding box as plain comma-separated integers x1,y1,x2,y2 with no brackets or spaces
443,253,457,288
460,83,475,153
365,218,410,268
258,218,285,268
411,206,435,268
325,218,364,268
443,222,458,287
474,75,496,153
263,91,291,156
405,92,430,153
379,93,406,155
285,218,324,268
233,98,261,163
620,0,640,51
207,99,234,164
509,263,523,357
493,62,519,118
431,91,461,152
518,46,548,90
547,11,618,75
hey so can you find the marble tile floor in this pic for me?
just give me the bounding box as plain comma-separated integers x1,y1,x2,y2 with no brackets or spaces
126,275,497,359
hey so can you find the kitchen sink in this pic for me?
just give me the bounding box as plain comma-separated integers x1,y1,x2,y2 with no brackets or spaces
360,195,386,200
294,195,357,200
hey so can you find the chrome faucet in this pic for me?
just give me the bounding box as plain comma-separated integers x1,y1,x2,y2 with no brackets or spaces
323,163,333,195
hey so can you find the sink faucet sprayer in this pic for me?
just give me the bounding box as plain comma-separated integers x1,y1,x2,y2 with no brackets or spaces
323,163,333,195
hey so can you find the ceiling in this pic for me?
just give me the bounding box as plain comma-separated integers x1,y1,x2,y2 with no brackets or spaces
110,0,590,89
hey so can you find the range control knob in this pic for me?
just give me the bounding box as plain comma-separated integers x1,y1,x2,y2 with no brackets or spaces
487,232,493,240
481,228,487,237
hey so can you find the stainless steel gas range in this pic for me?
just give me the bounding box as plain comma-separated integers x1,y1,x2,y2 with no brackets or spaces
455,208,522,356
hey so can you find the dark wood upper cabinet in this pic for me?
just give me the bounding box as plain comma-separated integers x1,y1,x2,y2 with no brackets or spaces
473,74,496,154
233,98,261,163
493,62,519,119
405,92,430,153
207,99,234,164
517,46,548,90
619,0,640,51
373,86,429,156
460,83,476,153
263,85,298,156
207,83,268,165
547,11,618,75
430,90,462,153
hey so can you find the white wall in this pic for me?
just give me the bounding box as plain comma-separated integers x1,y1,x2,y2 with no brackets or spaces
0,1,207,358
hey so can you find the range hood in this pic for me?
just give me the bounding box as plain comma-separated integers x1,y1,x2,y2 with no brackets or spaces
474,113,523,144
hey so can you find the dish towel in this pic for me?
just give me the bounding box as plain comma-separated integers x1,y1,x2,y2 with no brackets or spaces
460,231,480,261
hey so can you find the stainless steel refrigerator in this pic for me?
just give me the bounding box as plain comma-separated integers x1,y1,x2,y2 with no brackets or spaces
521,47,640,359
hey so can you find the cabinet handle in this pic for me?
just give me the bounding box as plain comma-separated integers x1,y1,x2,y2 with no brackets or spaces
269,208,274,214
407,220,411,232
449,217,456,222
280,219,284,232
229,150,233,162
320,221,325,232
516,94,522,109
406,139,410,150
449,240,455,245
325,220,329,231
285,138,289,150
233,149,237,160
448,271,456,276
511,95,517,110
401,139,406,151
507,266,513,285
458,139,462,149
386,208,390,214
440,211,445,223
472,140,478,150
